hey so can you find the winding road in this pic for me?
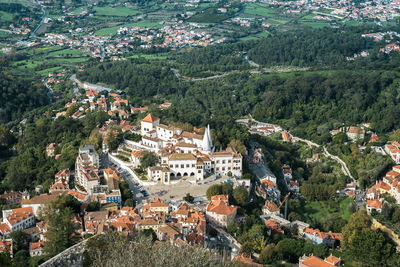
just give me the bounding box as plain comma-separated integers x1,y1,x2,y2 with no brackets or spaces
291,135,356,183
242,117,357,187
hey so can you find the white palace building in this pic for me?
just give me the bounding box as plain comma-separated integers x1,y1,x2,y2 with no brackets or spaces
139,114,242,184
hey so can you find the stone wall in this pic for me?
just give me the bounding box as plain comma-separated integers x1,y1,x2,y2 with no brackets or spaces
39,239,89,267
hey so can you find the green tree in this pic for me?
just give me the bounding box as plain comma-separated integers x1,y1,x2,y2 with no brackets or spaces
183,193,194,203
124,198,136,208
44,207,79,257
260,244,276,264
12,250,30,267
86,201,101,212
347,229,396,266
228,139,246,154
342,210,371,248
0,251,11,266
221,183,233,195
233,186,248,206
140,151,159,169
206,184,222,200
10,231,30,253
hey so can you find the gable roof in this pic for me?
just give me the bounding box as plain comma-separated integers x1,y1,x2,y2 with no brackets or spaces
302,255,336,267
207,200,237,215
142,114,160,123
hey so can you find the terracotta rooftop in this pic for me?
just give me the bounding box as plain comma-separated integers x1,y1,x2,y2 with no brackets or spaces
302,255,337,267
207,200,237,215
141,113,160,123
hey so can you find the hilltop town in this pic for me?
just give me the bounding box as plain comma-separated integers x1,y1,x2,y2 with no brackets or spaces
2,0,400,266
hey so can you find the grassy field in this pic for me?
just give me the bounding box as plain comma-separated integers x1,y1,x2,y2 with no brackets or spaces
0,11,13,21
69,6,88,15
93,6,141,17
299,197,354,222
94,21,162,36
240,31,270,41
12,60,43,69
48,48,88,57
0,0,34,7
38,66,63,76
244,3,277,17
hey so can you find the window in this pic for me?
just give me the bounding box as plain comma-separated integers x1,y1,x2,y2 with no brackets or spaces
216,160,220,164
175,164,179,168
198,170,201,173
181,164,184,168
192,164,195,167
170,164,173,168
228,160,231,163
186,164,189,168
222,160,225,164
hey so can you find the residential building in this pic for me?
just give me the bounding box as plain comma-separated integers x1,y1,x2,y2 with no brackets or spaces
288,180,300,193
22,192,63,216
210,147,242,177
142,198,169,215
2,207,35,232
366,199,384,213
131,150,145,168
0,191,22,206
299,255,341,267
103,167,122,190
156,224,182,242
29,240,44,257
282,164,292,182
303,228,341,248
147,166,171,184
206,198,237,228
91,185,121,207
385,141,400,164
46,143,57,157
346,126,365,141
55,169,71,182
262,200,280,216
75,144,100,193
366,181,390,200
141,114,160,136
137,218,164,231
282,131,291,142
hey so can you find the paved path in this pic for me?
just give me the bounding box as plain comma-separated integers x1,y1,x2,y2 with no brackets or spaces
291,134,356,184
240,117,358,187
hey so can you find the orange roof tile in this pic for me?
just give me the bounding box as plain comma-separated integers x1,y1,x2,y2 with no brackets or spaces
141,114,160,123
302,256,336,267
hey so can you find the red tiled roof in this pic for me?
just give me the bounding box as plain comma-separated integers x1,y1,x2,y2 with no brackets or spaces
142,114,160,123
207,200,237,215
367,199,383,209
302,256,336,267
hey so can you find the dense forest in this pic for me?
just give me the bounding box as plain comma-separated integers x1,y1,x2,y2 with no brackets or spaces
247,28,375,67
77,56,400,142
0,112,109,192
77,60,180,99
0,70,49,124
170,26,400,77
